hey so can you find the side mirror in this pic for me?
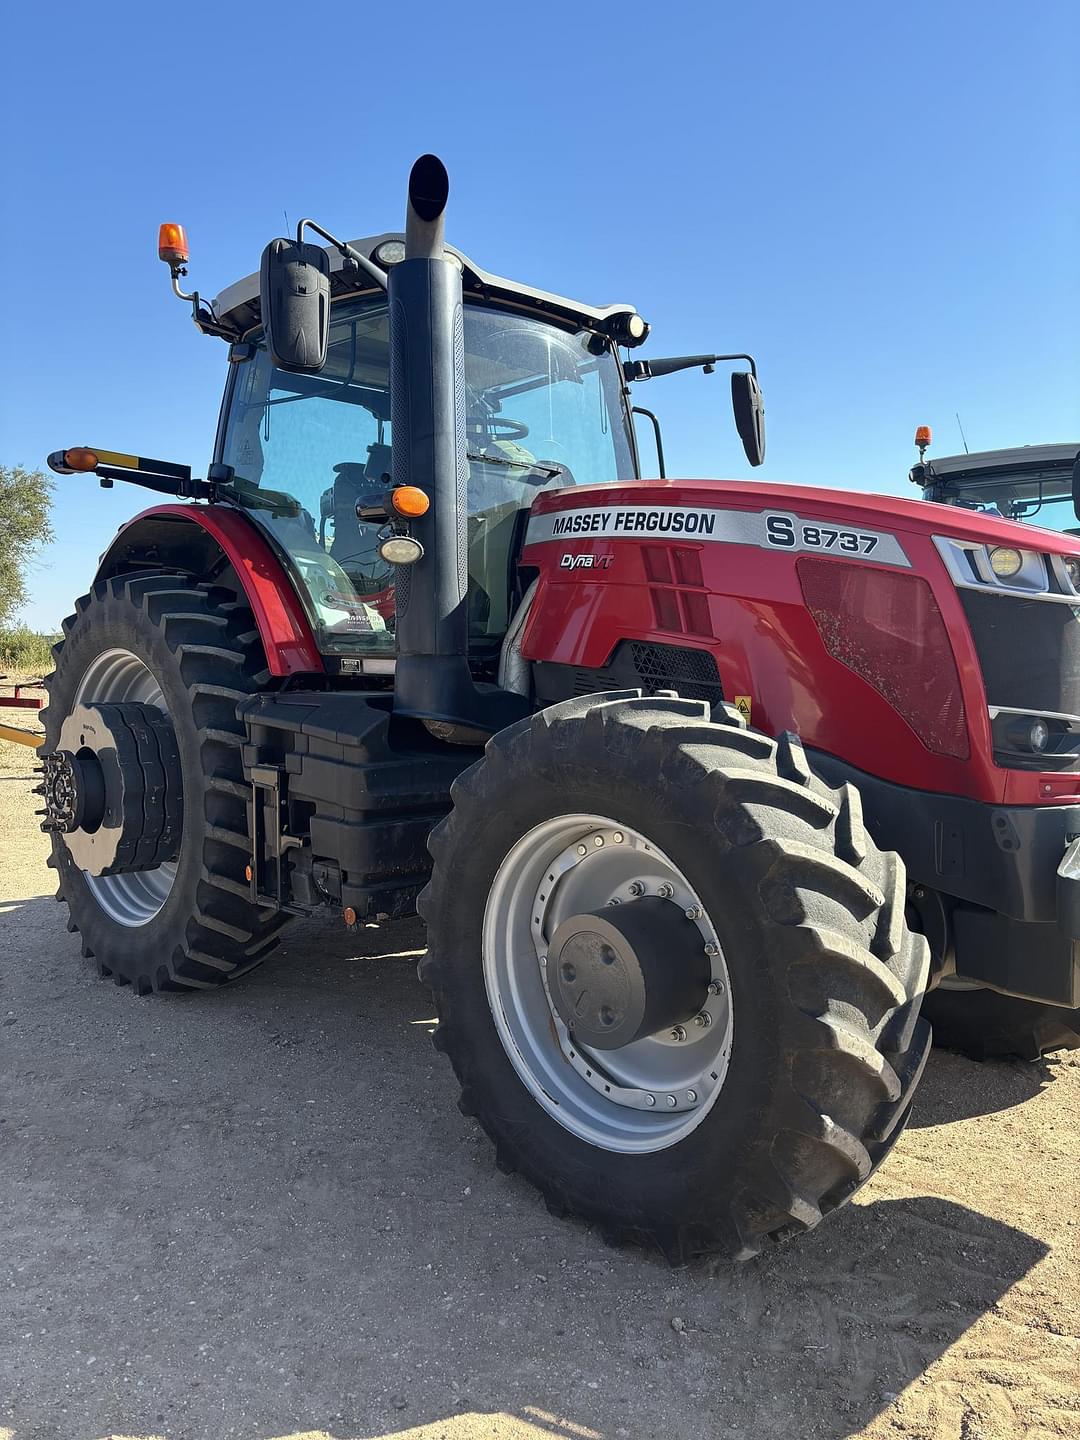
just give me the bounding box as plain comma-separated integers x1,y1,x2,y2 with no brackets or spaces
259,238,331,374
732,371,766,467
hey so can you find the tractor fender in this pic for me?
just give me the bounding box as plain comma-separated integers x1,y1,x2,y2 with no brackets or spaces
93,503,323,676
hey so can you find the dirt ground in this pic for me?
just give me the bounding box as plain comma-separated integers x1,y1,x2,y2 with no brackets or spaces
1,695,1078,1440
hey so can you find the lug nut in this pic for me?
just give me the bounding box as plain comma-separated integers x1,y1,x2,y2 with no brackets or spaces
539,954,548,966
670,1025,687,1042
708,979,724,996
657,883,674,898
607,898,621,906
684,905,702,920
644,1094,656,1107
628,881,646,896
704,942,719,957
666,1095,678,1108
612,832,624,843
577,844,588,856
694,1012,712,1028
686,1090,698,1103
593,835,604,847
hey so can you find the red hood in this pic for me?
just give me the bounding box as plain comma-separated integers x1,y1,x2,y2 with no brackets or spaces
529,479,1080,556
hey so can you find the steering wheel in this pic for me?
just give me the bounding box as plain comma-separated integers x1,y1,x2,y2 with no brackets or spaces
482,416,531,442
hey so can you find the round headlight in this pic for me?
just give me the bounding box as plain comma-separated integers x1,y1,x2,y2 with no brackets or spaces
378,534,425,566
1065,557,1080,592
373,240,406,267
988,546,1024,579
1029,718,1050,752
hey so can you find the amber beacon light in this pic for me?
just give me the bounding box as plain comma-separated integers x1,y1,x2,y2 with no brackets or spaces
158,222,190,267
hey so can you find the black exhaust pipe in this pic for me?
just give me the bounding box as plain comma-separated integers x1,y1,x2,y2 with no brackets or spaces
389,155,526,737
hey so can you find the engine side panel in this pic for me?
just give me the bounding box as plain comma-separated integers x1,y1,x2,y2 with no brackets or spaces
519,480,1080,806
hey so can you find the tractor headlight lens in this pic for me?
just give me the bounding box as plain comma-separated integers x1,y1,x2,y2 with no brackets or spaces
988,546,1024,579
1028,718,1050,752
378,534,424,565
1065,557,1080,591
373,240,406,267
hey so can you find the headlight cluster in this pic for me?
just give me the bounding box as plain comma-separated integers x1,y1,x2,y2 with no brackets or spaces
935,535,1080,598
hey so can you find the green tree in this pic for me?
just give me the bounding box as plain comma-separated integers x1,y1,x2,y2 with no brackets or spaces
0,465,55,629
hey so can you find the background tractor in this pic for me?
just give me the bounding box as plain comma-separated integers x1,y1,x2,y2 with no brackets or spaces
910,426,1080,535
39,156,1077,1263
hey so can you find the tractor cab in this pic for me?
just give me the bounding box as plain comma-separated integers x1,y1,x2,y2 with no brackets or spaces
210,249,638,669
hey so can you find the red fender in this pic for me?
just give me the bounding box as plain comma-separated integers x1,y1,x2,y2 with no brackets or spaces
95,503,323,676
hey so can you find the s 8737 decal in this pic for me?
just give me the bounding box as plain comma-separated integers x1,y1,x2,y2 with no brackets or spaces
764,514,880,555
525,504,911,568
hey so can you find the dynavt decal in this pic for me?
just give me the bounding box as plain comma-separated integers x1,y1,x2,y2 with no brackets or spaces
526,505,911,567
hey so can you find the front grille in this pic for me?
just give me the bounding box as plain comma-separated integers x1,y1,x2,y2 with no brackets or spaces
961,590,1080,768
960,591,1080,716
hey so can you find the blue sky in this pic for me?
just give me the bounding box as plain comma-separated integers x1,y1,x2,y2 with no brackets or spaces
2,0,1077,630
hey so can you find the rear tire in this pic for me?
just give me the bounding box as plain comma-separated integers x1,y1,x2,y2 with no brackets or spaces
42,572,291,992
419,692,931,1263
923,985,1080,1060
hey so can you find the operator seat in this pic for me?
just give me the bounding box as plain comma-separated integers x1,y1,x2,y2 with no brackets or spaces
326,442,396,595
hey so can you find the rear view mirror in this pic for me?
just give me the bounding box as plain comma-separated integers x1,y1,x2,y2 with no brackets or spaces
732,371,766,467
259,239,331,374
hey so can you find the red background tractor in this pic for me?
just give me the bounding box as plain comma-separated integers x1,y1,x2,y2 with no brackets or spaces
40,155,1079,1263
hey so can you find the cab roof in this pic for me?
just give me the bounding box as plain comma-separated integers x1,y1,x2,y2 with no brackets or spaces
920,442,1080,483
212,233,641,340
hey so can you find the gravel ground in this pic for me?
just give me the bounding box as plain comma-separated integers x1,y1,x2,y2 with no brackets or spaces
1,704,1078,1440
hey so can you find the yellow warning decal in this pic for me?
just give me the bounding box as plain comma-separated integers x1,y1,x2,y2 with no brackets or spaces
734,695,753,723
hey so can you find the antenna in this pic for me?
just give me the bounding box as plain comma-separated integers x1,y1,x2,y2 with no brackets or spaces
955,412,970,454
284,209,290,235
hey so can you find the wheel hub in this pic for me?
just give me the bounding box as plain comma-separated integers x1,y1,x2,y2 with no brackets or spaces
548,899,711,1050
41,701,183,877
484,815,735,1153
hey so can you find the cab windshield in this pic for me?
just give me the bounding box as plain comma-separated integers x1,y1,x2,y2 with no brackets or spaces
924,470,1079,536
218,298,636,655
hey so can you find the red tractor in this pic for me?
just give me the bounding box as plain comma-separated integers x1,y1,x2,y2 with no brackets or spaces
41,157,1078,1263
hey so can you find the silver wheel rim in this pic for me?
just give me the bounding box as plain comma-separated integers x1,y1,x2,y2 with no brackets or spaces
72,648,177,927
482,814,733,1153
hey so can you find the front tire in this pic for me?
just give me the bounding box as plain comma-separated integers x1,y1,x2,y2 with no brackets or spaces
420,693,931,1263
42,572,291,992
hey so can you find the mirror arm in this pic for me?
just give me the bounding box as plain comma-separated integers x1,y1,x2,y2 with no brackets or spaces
625,352,758,383
631,406,666,480
295,219,388,292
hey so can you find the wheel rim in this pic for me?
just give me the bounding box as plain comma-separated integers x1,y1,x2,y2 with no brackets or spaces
72,648,177,927
482,814,733,1153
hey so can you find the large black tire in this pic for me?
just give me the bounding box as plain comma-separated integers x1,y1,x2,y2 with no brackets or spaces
419,693,931,1263
42,572,291,991
922,985,1080,1061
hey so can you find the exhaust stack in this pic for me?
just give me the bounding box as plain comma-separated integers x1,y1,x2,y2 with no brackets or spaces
389,155,525,736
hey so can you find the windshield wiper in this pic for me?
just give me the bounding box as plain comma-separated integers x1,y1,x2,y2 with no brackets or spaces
466,451,562,480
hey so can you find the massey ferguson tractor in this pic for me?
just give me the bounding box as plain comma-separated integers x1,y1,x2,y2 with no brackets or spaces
41,157,1079,1263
